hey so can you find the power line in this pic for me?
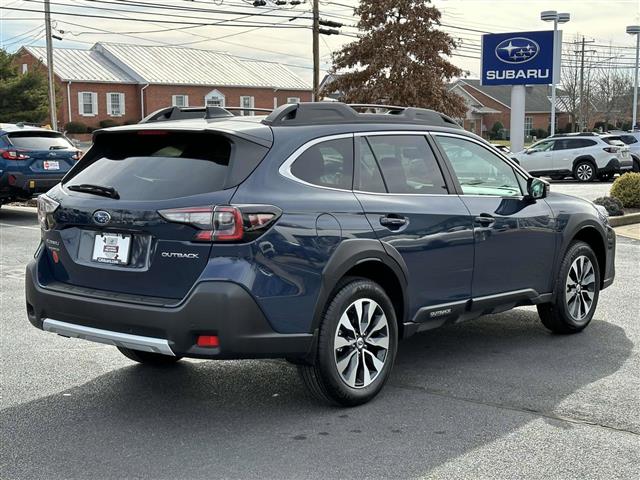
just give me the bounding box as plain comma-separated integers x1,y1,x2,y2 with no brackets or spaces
0,4,312,28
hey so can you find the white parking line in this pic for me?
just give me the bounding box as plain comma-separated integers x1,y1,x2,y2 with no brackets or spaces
0,222,40,231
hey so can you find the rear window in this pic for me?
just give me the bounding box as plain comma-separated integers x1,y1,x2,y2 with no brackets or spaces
8,131,74,150
64,131,267,201
602,137,626,147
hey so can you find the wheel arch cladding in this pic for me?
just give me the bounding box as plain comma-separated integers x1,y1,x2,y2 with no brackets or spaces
570,226,606,287
313,239,409,336
573,156,596,169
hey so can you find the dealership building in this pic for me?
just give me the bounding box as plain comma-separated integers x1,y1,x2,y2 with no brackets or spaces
450,79,573,139
17,42,312,128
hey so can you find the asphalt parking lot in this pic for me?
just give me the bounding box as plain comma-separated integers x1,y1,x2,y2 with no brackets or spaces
1,186,639,479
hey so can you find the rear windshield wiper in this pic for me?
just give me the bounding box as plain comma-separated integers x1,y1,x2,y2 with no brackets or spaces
67,184,120,199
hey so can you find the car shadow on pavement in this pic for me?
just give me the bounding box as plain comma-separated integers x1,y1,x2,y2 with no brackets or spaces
0,310,634,479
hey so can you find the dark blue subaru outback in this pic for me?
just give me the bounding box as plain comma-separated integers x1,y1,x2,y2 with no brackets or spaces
26,103,616,405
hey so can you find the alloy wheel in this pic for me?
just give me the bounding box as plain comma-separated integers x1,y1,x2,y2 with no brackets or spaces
565,255,596,322
333,298,390,389
576,164,593,181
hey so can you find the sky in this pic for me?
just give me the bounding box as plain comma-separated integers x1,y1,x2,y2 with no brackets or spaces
1,0,639,84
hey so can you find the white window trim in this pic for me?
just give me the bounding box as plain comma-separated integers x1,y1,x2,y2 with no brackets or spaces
78,91,98,117
240,95,255,116
524,116,533,136
22,63,28,74
205,89,225,108
273,97,278,109
287,97,300,104
107,92,125,117
172,94,189,108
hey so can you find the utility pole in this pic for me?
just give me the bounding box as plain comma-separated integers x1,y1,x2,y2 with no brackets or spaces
578,37,586,132
576,37,596,131
44,0,57,130
312,0,320,101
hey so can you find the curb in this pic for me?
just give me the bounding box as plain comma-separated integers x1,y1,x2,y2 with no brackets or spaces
609,213,640,227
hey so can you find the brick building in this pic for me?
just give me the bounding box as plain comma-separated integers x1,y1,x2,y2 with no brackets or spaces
450,79,573,139
17,42,311,129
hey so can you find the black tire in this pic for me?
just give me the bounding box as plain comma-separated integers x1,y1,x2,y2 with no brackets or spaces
298,278,398,406
550,175,565,181
598,173,614,182
537,241,600,334
117,347,183,366
573,160,596,182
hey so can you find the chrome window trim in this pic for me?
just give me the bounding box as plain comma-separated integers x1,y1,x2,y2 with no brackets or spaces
42,318,175,356
278,133,355,193
279,130,454,197
431,131,529,198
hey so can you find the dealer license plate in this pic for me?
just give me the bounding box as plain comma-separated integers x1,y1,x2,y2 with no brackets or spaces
92,233,131,265
43,160,60,170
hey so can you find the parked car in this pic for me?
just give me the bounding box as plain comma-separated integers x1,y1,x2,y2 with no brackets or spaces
0,123,81,206
605,131,640,172
511,132,632,182
26,103,616,406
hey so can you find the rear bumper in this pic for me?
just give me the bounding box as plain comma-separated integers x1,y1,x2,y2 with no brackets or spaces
0,171,63,199
25,260,314,359
598,158,621,174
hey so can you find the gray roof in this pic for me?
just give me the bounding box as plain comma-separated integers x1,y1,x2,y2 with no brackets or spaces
24,46,136,83
456,79,562,112
22,43,310,91
98,43,309,90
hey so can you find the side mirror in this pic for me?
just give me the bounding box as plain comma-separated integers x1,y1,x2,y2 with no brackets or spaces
526,177,548,200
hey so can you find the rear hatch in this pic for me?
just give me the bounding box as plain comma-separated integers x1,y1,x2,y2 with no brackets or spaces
42,128,269,299
5,130,79,175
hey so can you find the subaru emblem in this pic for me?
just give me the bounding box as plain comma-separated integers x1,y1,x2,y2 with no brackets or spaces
495,37,540,64
93,210,111,225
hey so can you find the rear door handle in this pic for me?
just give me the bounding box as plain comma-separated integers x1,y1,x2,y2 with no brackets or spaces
475,214,496,226
380,215,408,229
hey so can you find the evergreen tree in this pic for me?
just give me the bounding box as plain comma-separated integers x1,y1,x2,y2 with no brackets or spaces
0,49,49,123
325,0,466,118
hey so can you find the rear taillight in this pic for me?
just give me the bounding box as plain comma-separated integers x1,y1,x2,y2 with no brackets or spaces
1,149,30,160
603,147,619,153
37,194,60,232
158,205,280,243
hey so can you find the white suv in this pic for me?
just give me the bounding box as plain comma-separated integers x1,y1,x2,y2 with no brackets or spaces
512,133,632,182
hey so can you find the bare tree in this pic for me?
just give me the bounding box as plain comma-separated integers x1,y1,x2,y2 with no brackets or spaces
592,47,634,128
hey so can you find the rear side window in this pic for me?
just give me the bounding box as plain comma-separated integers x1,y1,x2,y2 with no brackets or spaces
65,131,267,200
8,131,74,150
366,135,447,194
290,138,353,190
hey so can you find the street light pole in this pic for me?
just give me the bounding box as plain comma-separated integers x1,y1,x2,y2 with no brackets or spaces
44,0,57,130
541,10,570,136
627,25,640,130
312,0,320,101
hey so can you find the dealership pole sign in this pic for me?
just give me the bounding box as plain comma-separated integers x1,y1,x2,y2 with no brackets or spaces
481,30,560,85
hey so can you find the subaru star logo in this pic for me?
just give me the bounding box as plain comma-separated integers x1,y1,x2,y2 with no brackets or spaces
495,37,540,64
93,210,111,225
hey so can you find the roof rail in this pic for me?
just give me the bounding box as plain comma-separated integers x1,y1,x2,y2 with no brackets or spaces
262,102,461,128
139,106,275,124
140,106,233,123
224,107,273,114
549,132,600,138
